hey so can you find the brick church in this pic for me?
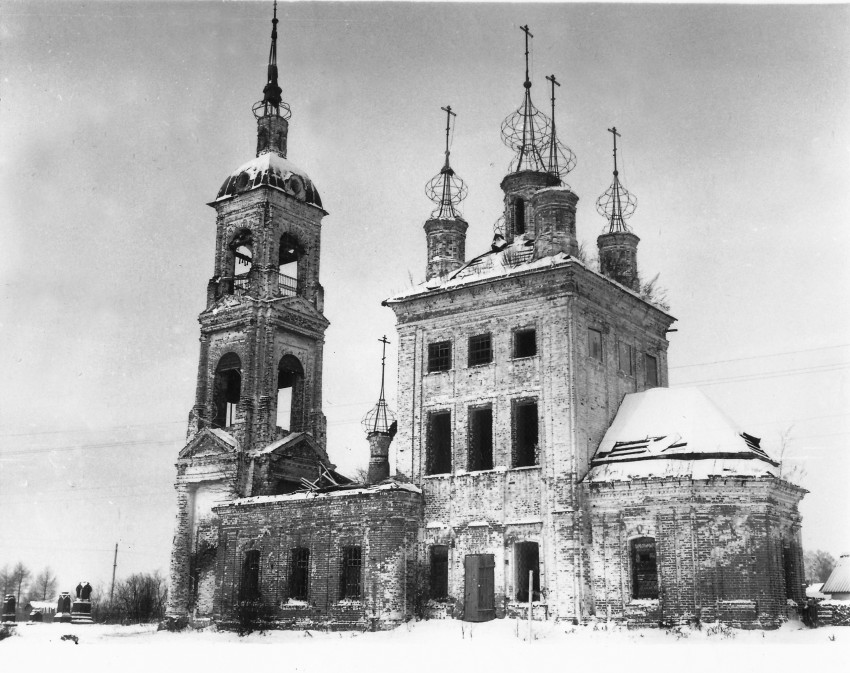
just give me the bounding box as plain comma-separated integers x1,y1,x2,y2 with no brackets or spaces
166,9,806,629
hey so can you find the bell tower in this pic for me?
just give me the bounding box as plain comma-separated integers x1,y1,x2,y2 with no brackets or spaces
186,2,329,461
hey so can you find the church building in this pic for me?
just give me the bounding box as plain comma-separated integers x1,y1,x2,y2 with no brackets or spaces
166,10,806,630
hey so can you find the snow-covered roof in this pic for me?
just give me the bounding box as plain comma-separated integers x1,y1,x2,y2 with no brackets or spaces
26,601,55,610
385,234,672,318
220,480,421,508
823,555,850,594
584,387,780,483
215,152,323,209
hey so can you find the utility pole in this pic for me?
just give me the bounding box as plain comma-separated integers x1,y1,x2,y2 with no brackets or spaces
109,543,118,602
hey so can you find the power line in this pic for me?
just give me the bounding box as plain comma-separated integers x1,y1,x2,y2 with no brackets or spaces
670,343,850,370
673,362,850,387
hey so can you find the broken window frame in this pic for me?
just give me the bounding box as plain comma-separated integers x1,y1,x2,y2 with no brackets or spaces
512,328,537,359
645,353,658,388
511,399,539,468
515,541,541,602
427,340,452,373
467,405,494,472
618,340,634,376
340,546,362,600
630,537,659,600
468,333,493,367
240,549,261,602
289,547,310,601
426,410,452,476
588,327,603,362
430,545,449,600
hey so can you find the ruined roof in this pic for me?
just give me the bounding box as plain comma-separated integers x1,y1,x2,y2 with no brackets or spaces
210,428,237,447
823,555,850,595
215,152,323,209
384,234,672,318
584,387,782,483
220,479,421,508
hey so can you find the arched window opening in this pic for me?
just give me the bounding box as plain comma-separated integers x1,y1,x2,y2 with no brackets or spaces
226,231,253,295
240,549,260,602
212,353,241,429
631,537,659,599
278,234,303,298
514,199,526,236
277,354,304,432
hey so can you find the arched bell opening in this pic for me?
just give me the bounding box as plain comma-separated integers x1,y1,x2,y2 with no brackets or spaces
276,354,305,432
224,230,253,295
212,352,242,429
278,233,304,298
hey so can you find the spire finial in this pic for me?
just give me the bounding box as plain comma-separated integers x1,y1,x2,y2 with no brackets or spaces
425,106,468,219
500,25,551,173
596,126,638,233
253,1,291,120
362,336,396,436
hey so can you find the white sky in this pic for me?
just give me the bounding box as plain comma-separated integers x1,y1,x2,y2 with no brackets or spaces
1,1,848,595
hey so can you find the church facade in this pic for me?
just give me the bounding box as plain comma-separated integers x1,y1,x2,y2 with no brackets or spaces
166,10,806,630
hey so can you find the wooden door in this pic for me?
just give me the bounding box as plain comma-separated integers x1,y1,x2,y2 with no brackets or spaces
463,554,495,622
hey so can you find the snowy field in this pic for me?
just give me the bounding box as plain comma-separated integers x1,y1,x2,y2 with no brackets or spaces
1,617,846,672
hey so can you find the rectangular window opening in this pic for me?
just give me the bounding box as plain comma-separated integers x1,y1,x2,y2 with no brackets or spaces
430,545,449,600
618,341,634,375
515,542,540,602
631,537,659,599
426,411,452,475
645,354,658,388
289,547,310,601
588,328,603,362
468,406,494,471
468,334,493,367
428,341,452,373
240,549,260,602
513,329,537,358
512,400,539,468
340,546,362,600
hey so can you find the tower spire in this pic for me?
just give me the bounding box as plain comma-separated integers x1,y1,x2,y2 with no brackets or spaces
425,105,468,219
596,127,637,233
254,2,291,156
362,336,397,485
500,25,550,173
544,74,577,183
261,1,282,115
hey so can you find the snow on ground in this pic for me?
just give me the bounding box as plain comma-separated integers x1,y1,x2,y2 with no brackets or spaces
1,617,846,672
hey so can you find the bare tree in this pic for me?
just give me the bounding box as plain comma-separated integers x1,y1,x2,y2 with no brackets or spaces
26,567,58,602
0,566,12,598
11,562,31,604
111,572,168,624
804,550,837,584
778,426,807,483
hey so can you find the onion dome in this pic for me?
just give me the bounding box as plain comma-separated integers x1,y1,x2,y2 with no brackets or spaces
215,153,322,208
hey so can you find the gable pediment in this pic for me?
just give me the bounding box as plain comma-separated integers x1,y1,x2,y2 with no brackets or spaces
179,428,239,460
250,432,331,467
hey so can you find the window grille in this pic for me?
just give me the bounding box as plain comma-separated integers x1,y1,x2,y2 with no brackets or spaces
645,354,658,388
426,411,452,475
340,546,362,599
289,548,310,600
428,341,452,372
512,400,539,468
468,406,494,471
430,546,449,600
513,329,537,358
588,328,603,362
515,542,540,602
468,334,492,367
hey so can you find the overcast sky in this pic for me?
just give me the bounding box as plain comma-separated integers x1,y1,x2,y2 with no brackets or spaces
1,1,848,595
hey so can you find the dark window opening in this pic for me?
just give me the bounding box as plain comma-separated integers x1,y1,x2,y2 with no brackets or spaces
426,411,452,475
515,542,540,602
513,329,537,358
430,545,449,600
278,233,303,298
645,354,658,388
212,353,241,429
240,549,260,602
289,548,310,601
468,334,492,367
340,546,362,600
277,354,304,432
514,199,526,235
468,406,493,471
631,537,658,599
618,341,634,375
512,400,538,468
225,230,253,296
588,328,603,362
782,545,795,600
428,341,452,373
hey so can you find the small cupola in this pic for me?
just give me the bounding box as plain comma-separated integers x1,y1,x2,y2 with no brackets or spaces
361,336,397,485
253,2,290,158
596,126,640,291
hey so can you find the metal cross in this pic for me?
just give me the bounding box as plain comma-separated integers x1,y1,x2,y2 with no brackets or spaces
520,25,533,85
440,105,456,164
546,75,561,175
608,126,621,174
377,335,391,401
